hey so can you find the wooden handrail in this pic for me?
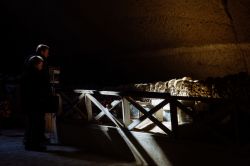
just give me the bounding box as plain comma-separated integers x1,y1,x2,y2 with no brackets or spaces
74,89,224,102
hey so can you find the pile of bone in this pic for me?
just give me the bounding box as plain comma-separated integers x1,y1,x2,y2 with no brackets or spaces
134,77,214,97
118,73,250,99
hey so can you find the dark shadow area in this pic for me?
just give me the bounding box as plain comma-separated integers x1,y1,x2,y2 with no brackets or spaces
55,114,250,166
0,129,135,166
56,120,135,162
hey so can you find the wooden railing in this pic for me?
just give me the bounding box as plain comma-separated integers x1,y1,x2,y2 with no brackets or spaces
58,89,231,165
70,90,225,137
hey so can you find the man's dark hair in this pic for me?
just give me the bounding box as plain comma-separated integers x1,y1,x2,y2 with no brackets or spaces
36,44,49,55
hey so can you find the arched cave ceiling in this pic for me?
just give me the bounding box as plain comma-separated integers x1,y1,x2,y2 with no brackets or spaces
1,0,250,85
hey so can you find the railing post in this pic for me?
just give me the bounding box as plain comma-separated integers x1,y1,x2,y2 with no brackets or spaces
170,99,178,138
85,94,93,121
122,97,131,127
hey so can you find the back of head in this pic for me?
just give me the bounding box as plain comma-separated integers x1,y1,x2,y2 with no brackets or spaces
36,44,49,56
26,56,44,71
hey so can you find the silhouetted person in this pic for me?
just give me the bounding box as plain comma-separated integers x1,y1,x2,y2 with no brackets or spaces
21,44,51,151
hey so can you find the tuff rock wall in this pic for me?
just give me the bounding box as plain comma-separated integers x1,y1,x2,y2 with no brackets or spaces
2,0,250,84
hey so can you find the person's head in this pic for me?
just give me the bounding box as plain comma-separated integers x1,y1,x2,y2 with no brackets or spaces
30,56,44,71
36,44,49,58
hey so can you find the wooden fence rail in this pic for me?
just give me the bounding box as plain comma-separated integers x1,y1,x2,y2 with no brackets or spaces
58,89,232,165
71,90,225,137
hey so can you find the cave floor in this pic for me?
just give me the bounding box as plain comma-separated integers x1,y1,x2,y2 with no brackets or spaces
2,129,250,166
0,129,135,166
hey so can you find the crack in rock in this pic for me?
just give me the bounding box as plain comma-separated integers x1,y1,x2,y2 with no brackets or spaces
221,0,248,73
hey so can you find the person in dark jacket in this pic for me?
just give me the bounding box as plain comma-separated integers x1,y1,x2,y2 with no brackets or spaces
35,44,52,144
36,44,51,91
21,44,51,151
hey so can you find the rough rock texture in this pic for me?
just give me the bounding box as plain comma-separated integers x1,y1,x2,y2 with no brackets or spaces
2,0,250,82
62,0,250,80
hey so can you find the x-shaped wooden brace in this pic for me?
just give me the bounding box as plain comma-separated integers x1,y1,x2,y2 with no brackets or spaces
125,96,173,136
94,100,122,121
59,92,87,119
84,93,154,165
85,94,124,127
